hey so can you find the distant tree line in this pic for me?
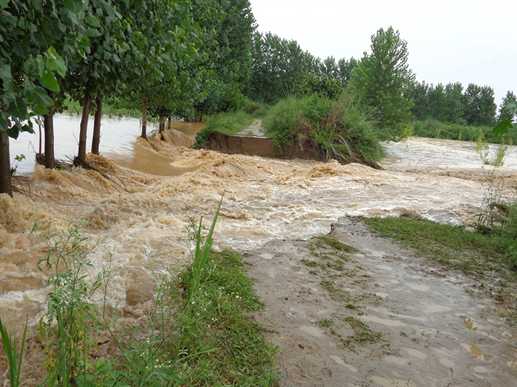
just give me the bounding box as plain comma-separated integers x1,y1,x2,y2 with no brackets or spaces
409,82,498,126
248,32,358,103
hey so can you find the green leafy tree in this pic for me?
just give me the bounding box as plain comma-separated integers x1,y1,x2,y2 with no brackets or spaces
350,27,415,129
464,84,496,125
66,0,127,165
193,0,255,117
0,1,71,194
443,82,465,123
498,91,517,124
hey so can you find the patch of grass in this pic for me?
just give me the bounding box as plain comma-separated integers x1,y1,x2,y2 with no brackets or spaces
319,315,384,352
365,217,517,276
168,249,278,386
301,259,320,268
318,319,334,329
320,280,354,304
194,110,255,148
312,235,357,254
342,317,383,346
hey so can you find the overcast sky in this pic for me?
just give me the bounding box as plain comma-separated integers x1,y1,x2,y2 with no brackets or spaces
250,0,516,104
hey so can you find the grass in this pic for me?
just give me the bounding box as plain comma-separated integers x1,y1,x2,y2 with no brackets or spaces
413,119,517,144
263,94,384,167
341,317,383,347
310,235,357,254
194,110,255,148
0,319,27,387
365,216,517,276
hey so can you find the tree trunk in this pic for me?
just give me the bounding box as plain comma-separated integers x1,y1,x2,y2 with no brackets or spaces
38,119,42,155
0,129,12,196
141,102,148,139
159,116,165,140
167,116,172,130
43,112,56,169
91,96,102,155
77,94,92,166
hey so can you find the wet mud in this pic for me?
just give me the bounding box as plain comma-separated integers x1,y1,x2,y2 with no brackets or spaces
246,219,517,386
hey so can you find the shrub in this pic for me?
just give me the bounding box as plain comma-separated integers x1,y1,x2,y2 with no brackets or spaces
263,94,383,166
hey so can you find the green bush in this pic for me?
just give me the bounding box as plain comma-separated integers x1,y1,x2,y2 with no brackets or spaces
263,94,383,166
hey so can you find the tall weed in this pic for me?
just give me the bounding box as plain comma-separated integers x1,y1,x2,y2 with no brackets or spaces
0,319,27,387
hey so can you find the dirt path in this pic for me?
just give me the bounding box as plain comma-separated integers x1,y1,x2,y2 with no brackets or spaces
246,218,517,386
237,119,267,137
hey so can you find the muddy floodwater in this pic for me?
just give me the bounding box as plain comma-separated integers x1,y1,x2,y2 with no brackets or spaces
1,124,517,385
9,115,152,175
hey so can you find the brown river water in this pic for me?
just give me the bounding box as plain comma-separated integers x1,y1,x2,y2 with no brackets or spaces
1,117,516,385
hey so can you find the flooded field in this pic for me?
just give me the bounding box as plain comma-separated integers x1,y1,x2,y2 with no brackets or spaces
1,126,517,384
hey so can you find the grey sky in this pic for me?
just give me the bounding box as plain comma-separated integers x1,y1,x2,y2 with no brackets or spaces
250,0,516,105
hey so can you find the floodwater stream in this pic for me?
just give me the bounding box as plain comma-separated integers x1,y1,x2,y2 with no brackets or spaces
1,121,516,385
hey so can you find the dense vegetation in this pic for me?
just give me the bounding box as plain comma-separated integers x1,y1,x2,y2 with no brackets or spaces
263,94,383,166
1,2,516,196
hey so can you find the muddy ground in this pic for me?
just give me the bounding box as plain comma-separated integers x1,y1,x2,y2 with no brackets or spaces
1,124,517,385
247,219,516,386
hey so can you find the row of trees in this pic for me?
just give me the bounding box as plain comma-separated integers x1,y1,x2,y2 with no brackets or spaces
249,27,514,130
409,81,501,126
2,1,513,196
0,0,255,195
248,32,358,103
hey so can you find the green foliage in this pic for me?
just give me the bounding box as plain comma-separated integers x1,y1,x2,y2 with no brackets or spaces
249,32,357,103
0,319,27,387
498,91,517,124
349,27,414,130
38,226,108,385
194,110,254,148
263,94,383,165
413,119,517,144
91,206,277,386
409,81,501,127
366,216,517,274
